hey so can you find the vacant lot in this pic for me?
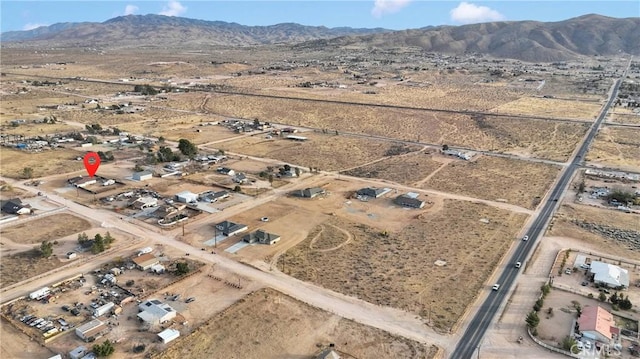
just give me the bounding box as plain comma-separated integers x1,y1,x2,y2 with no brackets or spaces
425,155,561,209
219,133,406,171
0,213,92,244
0,249,63,288
548,204,640,255
342,150,445,186
158,288,437,359
285,200,528,331
491,97,601,120
0,147,85,179
586,126,640,170
204,93,589,161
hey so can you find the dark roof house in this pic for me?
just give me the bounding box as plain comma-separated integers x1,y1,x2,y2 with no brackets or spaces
394,194,425,209
242,230,281,245
215,220,248,236
292,187,325,198
356,187,386,198
1,198,31,215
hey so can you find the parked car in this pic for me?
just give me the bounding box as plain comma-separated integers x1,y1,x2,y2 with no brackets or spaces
260,217,269,222
185,297,196,303
581,281,589,286
565,269,572,275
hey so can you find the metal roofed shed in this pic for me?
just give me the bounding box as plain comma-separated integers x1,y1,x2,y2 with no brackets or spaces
286,135,308,141
157,328,180,344
69,346,87,359
175,191,198,204
75,319,107,341
133,253,160,270
132,170,153,181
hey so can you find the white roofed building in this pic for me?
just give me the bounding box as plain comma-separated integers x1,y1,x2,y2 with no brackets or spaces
589,261,630,289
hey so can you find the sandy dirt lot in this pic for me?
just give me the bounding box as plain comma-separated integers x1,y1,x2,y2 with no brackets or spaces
218,132,404,172
0,318,56,359
491,97,601,120
285,200,528,332
425,155,561,210
0,249,64,288
157,287,438,359
342,149,446,186
548,204,640,254
586,126,640,170
0,147,86,179
0,213,92,244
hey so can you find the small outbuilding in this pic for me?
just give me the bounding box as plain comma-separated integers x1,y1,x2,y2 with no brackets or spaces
132,171,153,181
394,194,425,209
69,346,88,359
157,328,180,344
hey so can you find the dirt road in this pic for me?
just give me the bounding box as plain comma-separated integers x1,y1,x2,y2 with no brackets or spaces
0,176,456,350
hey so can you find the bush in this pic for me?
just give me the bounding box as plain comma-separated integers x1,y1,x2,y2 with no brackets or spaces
175,262,190,276
93,340,115,357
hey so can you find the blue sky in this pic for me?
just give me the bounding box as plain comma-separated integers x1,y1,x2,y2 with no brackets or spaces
1,1,638,33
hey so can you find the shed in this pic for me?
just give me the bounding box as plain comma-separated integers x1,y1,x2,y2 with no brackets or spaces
175,191,198,204
69,346,87,359
157,328,180,344
75,319,106,341
93,302,115,317
132,171,153,181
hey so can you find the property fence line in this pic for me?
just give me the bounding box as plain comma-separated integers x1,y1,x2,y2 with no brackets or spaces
527,327,580,358
0,206,68,228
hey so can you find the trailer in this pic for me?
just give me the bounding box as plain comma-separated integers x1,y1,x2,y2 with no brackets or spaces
29,287,50,300
137,247,153,256
93,302,115,317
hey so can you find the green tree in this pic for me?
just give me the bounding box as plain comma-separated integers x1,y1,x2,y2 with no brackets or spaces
22,167,34,179
91,234,105,254
525,310,539,328
619,296,633,310
39,241,53,258
599,291,607,302
93,340,115,357
177,139,198,157
78,232,90,246
104,232,114,246
533,298,544,312
268,174,274,185
157,146,178,162
175,262,190,276
541,283,551,297
442,144,449,151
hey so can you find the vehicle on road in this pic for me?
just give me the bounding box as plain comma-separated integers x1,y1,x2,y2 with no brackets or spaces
522,235,529,241
581,281,589,286
515,262,522,268
261,217,269,222
492,284,500,291
185,297,196,303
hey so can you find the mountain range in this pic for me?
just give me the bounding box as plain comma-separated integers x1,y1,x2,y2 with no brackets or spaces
2,14,638,62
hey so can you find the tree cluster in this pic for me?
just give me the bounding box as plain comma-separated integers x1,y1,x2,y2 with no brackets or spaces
157,146,181,162
177,139,198,157
93,340,115,357
78,232,115,254
97,151,115,162
85,123,103,134
175,262,190,276
610,292,633,310
133,84,158,96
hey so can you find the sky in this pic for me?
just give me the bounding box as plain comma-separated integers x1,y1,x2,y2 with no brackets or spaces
1,1,638,33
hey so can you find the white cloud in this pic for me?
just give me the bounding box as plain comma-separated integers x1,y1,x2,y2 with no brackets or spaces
450,2,505,24
371,0,413,18
159,0,187,17
124,5,139,16
23,23,47,31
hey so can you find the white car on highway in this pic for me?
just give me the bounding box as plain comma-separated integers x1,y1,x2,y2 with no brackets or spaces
522,235,529,241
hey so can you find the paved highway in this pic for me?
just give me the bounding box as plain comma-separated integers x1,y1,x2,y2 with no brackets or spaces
450,72,626,358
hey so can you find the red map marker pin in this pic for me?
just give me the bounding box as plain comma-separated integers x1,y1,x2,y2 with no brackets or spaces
83,152,101,177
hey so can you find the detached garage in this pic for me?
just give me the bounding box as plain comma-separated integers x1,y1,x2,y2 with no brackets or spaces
157,328,180,344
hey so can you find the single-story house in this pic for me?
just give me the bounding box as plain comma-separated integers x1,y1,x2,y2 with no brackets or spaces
1,198,31,215
157,328,180,344
175,191,198,204
69,346,88,359
132,171,153,181
137,299,176,325
200,190,230,203
217,167,235,176
72,177,97,188
150,263,165,274
356,187,387,199
588,261,629,289
132,253,160,271
154,205,178,219
577,306,614,344
75,319,107,341
129,196,158,209
292,187,325,198
233,173,248,184
242,230,281,245
215,220,248,236
394,194,425,209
